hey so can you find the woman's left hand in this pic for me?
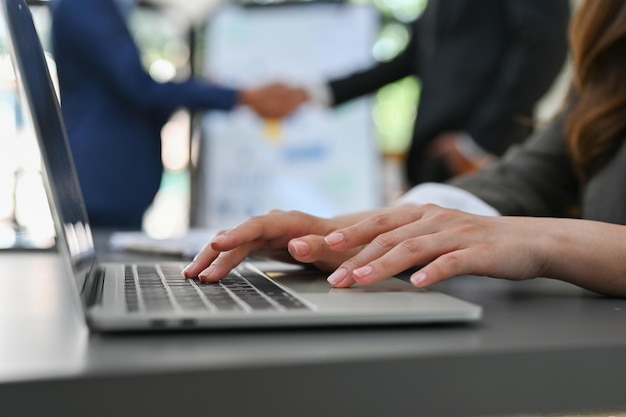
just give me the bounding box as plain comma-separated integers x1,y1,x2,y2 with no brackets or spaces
306,204,550,288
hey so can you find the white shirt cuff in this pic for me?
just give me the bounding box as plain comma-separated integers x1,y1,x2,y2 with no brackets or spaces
455,132,490,160
302,82,332,107
393,182,501,216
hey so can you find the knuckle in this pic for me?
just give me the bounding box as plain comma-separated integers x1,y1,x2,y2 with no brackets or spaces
371,232,397,250
439,252,464,276
399,238,422,254
286,210,311,224
341,256,366,271
428,209,454,223
455,221,479,235
445,252,462,268
248,214,265,223
368,213,394,228
373,255,395,273
420,203,441,212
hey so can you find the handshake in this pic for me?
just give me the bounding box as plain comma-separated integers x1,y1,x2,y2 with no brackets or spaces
239,83,312,119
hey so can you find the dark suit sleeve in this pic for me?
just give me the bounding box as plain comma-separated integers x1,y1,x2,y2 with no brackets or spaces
464,0,570,155
52,0,238,116
449,114,580,217
328,22,419,106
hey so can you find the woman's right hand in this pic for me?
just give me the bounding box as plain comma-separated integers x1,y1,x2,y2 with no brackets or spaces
182,209,367,282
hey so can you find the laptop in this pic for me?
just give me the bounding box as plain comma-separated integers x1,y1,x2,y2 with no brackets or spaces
1,0,481,331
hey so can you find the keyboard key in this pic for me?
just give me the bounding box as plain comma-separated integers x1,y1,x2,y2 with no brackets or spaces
238,269,310,310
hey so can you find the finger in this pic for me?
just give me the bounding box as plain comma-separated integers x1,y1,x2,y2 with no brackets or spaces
182,229,229,277
288,235,358,271
325,223,425,287
325,207,452,287
324,205,426,250
192,211,326,281
197,242,262,282
338,221,435,276
210,211,311,252
348,230,464,286
256,106,292,119
410,249,477,288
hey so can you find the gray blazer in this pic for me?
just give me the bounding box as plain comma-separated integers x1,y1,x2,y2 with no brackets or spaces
450,114,626,224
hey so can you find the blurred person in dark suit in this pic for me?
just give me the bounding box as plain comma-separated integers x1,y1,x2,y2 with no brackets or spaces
258,0,570,187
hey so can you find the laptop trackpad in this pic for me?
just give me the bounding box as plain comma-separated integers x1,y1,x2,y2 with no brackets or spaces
264,267,423,294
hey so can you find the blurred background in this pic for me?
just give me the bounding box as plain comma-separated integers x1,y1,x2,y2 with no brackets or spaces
0,0,568,248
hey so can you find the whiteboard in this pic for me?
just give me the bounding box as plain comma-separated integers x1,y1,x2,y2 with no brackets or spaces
199,2,381,228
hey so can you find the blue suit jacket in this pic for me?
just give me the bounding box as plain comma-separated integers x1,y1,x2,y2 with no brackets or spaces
51,0,238,228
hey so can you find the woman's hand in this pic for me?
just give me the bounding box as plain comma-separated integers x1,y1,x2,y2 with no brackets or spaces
183,203,626,297
316,204,552,288
313,204,626,297
181,209,371,282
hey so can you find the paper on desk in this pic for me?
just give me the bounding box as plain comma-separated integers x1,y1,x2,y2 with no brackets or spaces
108,228,220,259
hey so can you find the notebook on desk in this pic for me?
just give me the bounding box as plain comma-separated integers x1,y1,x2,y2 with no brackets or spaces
1,0,481,331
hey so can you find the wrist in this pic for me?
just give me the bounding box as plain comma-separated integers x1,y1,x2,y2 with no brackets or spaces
238,89,252,107
301,82,331,107
453,133,492,163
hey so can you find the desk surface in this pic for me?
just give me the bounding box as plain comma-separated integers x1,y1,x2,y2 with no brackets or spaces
1,237,626,417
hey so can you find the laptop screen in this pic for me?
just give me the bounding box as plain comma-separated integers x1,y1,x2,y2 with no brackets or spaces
1,0,96,292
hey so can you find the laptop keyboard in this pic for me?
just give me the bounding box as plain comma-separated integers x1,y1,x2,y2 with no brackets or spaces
124,264,311,313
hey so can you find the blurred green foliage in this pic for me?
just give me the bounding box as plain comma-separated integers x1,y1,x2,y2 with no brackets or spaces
359,0,426,155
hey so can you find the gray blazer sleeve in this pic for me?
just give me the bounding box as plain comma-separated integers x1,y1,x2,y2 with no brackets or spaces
448,114,581,217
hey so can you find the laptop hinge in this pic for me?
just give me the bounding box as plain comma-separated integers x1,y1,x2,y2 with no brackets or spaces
82,265,105,308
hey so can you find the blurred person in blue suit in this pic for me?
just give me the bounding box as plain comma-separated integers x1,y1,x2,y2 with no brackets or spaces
50,0,287,229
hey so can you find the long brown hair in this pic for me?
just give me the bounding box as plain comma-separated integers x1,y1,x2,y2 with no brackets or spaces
565,0,626,179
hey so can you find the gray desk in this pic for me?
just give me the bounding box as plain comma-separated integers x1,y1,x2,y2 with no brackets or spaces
1,242,626,417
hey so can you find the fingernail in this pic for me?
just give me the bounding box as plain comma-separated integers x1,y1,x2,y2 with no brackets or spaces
327,268,347,285
198,266,215,282
181,263,193,276
353,265,373,281
325,232,344,246
411,272,427,287
290,240,310,257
